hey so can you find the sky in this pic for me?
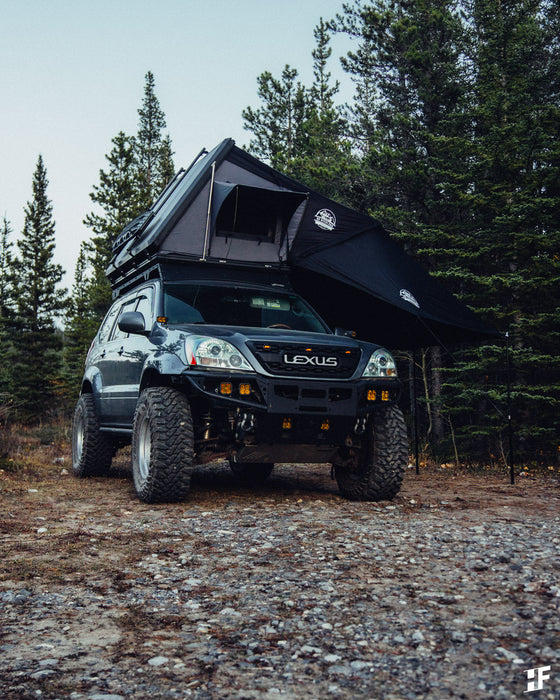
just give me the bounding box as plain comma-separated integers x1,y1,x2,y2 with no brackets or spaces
1,0,356,289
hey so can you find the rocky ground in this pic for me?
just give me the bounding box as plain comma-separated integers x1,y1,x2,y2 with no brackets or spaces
0,453,559,699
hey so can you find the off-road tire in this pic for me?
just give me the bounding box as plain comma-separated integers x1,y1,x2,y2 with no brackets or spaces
132,387,194,503
335,405,407,501
229,459,274,483
72,394,114,477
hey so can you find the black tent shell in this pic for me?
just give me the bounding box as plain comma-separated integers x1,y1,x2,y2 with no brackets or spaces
107,138,497,349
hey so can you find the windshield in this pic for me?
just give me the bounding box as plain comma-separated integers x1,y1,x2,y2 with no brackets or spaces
163,284,328,333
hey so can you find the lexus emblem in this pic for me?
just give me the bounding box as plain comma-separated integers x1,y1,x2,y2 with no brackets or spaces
283,354,338,367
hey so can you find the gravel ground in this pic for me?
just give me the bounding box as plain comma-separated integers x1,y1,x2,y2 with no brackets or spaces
1,458,559,699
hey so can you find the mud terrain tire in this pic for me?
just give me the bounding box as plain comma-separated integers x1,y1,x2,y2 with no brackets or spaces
335,405,407,501
132,387,194,503
72,394,114,477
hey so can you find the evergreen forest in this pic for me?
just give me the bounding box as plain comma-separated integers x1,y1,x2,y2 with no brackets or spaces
1,1,558,470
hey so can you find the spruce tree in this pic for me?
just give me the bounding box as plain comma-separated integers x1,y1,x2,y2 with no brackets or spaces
286,19,356,201
335,0,473,450
82,73,174,327
9,156,67,420
135,70,174,208
440,0,560,463
0,216,14,401
157,133,175,190
0,216,13,319
332,0,560,464
84,131,141,322
242,65,311,169
62,243,99,400
243,23,355,201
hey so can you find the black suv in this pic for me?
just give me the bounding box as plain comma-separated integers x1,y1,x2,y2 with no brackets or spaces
72,265,408,503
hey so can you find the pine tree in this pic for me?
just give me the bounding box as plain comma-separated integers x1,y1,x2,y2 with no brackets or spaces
242,65,311,170
440,0,560,463
285,19,357,201
0,216,13,319
335,0,474,450
336,0,470,247
81,73,174,328
0,216,14,401
84,131,141,322
333,0,560,464
135,71,174,208
243,24,355,201
157,133,175,190
62,243,99,401
9,156,67,420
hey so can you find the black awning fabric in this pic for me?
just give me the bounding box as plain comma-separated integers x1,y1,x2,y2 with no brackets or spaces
290,226,496,348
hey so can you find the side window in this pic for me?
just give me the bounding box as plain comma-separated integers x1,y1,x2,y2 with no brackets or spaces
111,299,136,342
97,303,120,344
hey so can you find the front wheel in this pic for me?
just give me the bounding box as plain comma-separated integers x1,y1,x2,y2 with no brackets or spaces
132,387,194,503
72,394,114,477
334,405,408,501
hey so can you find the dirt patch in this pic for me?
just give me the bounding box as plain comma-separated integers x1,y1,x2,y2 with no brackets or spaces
1,452,559,699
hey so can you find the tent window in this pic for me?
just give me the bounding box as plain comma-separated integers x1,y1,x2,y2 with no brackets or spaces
216,189,283,243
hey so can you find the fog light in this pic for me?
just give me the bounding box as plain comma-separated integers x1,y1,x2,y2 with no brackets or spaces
282,417,292,430
239,383,251,396
320,419,330,431
220,382,233,395
367,389,377,401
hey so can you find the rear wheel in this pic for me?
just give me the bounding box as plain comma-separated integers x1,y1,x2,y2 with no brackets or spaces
335,405,407,501
229,458,274,483
132,387,194,503
72,394,114,477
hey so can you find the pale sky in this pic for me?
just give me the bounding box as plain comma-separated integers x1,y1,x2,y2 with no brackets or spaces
1,0,355,288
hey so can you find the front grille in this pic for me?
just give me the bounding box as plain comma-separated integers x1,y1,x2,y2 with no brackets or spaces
249,342,361,378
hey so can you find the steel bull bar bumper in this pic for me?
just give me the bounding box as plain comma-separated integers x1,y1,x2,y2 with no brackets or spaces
183,371,401,416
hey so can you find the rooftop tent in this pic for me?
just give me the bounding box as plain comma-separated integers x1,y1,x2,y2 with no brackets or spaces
107,138,497,349
108,138,308,274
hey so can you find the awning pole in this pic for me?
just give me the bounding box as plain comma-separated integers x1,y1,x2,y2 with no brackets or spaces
409,350,420,474
506,330,514,485
202,161,216,261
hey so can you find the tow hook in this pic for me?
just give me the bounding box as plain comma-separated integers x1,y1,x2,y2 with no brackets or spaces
353,417,367,435
235,411,256,441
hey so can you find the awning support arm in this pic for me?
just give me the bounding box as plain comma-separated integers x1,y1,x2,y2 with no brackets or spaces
202,161,216,261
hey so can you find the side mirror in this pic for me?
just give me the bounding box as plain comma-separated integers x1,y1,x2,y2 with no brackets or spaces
334,327,356,338
118,311,147,335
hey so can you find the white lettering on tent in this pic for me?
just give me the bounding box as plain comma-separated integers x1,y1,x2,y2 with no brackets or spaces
400,289,420,308
314,209,336,231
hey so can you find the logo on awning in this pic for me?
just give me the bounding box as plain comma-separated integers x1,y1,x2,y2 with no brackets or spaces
314,209,336,231
400,289,420,308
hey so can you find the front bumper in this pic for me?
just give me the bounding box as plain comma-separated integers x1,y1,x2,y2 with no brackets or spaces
182,371,401,417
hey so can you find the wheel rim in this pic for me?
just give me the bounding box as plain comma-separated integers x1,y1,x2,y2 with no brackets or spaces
136,413,152,483
73,410,84,463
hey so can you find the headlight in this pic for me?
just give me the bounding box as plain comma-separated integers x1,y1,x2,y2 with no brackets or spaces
362,348,398,378
186,336,255,372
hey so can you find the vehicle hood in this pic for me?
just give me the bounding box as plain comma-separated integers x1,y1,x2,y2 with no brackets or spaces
169,323,380,351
